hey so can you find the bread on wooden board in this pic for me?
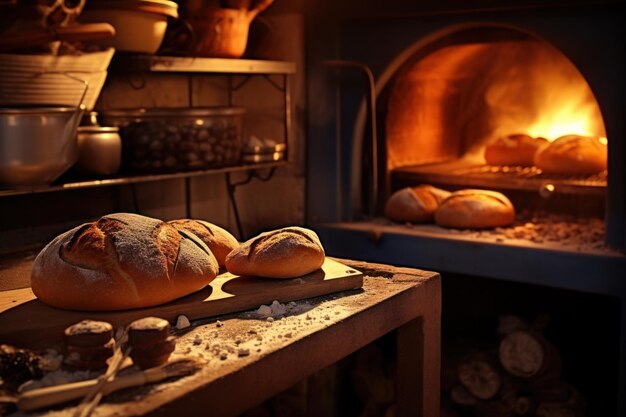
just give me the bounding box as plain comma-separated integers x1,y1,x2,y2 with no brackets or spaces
435,189,515,229
484,134,548,167
384,185,451,223
225,226,325,278
534,134,607,175
31,213,219,311
168,219,239,267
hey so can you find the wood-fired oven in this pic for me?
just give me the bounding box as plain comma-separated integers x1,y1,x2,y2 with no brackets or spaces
304,1,625,415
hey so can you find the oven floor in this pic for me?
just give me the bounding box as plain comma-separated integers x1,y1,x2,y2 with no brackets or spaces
314,220,626,296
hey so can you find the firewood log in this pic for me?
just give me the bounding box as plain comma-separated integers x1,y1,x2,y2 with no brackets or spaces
498,330,561,380
457,358,502,400
449,385,478,407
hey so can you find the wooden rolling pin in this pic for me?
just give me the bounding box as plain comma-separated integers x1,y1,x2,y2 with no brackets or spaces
17,359,199,413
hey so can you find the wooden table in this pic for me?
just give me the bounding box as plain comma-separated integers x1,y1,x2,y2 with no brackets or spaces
1,258,441,417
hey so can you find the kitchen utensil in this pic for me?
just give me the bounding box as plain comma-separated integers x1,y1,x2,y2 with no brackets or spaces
0,23,116,52
0,106,84,187
189,0,273,58
17,359,200,413
0,75,87,187
79,0,178,54
76,113,121,176
0,48,114,110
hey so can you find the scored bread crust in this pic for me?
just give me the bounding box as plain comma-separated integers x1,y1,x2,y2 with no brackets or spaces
168,219,239,267
484,134,548,167
435,189,515,229
31,213,219,311
534,135,607,175
384,185,451,223
225,226,325,279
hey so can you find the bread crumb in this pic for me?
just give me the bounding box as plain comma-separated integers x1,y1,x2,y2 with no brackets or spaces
238,348,250,357
266,317,274,323
216,320,224,328
176,315,191,329
193,335,202,345
256,305,272,316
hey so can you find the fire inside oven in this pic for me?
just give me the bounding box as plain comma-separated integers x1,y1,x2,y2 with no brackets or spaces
365,25,610,250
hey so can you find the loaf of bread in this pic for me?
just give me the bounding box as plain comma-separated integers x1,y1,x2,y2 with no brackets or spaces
435,189,515,229
484,134,548,167
225,227,325,278
384,185,451,223
31,213,219,311
168,219,239,267
534,135,607,175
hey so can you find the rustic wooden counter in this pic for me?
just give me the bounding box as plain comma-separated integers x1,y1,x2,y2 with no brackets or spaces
1,259,441,417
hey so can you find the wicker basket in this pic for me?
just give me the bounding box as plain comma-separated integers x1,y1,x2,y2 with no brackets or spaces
0,48,114,110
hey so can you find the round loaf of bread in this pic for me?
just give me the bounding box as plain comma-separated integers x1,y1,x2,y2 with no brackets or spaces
225,227,325,279
484,134,548,167
384,185,451,223
168,219,239,267
534,135,607,175
31,213,219,311
435,189,515,229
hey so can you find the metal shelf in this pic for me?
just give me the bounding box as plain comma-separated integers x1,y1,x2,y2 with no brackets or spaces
0,161,287,198
115,55,296,74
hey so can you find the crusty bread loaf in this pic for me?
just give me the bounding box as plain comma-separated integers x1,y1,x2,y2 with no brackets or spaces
435,189,515,229
484,134,548,167
225,227,325,279
168,219,239,267
384,185,451,223
31,213,219,311
534,135,607,175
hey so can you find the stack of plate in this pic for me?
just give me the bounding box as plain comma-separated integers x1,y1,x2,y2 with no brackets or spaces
242,143,286,163
0,48,114,111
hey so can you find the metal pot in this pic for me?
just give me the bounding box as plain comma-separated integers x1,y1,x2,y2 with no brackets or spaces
76,124,121,176
0,106,84,187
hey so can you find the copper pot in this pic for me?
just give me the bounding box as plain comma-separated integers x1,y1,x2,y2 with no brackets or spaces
189,0,272,58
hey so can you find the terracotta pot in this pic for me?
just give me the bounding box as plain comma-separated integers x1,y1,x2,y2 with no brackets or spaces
190,0,272,58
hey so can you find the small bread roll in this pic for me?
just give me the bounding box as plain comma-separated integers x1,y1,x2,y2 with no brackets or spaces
63,320,115,371
225,227,325,279
484,134,548,167
168,219,239,267
384,185,451,223
128,317,174,369
534,135,607,175
435,189,515,229
31,213,219,311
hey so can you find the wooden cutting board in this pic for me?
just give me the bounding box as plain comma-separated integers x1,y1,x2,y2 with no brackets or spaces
0,258,362,349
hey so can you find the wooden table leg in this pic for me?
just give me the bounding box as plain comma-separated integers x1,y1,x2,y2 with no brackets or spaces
396,311,441,417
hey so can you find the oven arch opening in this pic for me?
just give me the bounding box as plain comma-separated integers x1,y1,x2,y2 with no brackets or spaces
350,22,618,245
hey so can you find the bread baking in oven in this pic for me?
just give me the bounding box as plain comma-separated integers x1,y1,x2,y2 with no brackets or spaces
31,213,219,311
435,189,515,229
484,134,548,167
384,185,451,223
225,227,325,278
534,134,607,175
168,219,239,267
